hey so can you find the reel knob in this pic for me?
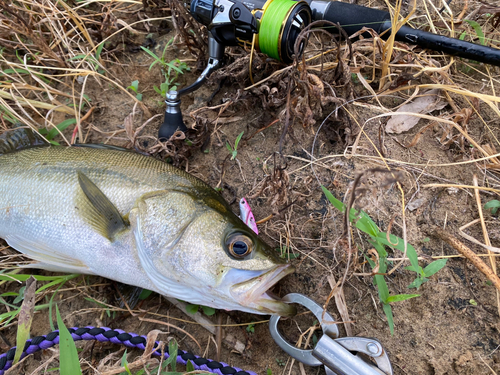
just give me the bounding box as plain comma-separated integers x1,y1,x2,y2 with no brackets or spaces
159,91,187,141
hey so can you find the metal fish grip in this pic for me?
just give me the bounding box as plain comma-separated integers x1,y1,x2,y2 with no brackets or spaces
269,293,393,375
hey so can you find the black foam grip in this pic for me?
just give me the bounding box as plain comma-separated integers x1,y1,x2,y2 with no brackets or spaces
395,25,500,66
321,2,390,36
320,2,500,66
159,111,187,141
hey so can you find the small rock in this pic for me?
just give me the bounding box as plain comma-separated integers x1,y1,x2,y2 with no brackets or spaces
456,351,473,366
407,198,424,211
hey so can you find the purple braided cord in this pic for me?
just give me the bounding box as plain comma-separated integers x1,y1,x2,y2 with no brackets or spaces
0,326,257,375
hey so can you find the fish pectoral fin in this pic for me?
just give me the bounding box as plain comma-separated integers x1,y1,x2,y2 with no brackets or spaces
6,235,92,274
77,171,129,241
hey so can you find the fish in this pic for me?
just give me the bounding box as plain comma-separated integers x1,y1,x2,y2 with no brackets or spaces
0,129,296,316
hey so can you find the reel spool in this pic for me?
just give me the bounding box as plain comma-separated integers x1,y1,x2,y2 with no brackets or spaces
188,0,312,62
256,0,312,63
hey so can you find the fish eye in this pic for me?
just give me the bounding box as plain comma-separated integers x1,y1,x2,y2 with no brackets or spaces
226,234,253,258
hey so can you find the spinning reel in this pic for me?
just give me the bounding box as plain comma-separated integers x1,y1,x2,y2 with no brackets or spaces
159,0,312,140
158,0,500,140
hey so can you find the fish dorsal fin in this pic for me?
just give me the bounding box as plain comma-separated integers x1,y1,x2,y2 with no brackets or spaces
0,126,48,155
72,143,133,152
77,171,129,241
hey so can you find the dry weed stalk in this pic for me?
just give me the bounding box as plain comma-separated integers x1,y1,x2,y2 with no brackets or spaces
0,0,163,142
432,227,500,292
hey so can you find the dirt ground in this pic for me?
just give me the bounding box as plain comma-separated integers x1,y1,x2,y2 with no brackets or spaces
1,0,500,374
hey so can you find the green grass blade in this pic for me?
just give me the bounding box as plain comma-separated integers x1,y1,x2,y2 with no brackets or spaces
46,118,77,141
368,239,388,258
422,259,448,277
140,46,162,70
0,303,51,326
0,310,20,325
321,186,380,237
234,131,244,149
386,294,420,303
120,350,132,375
95,42,104,60
321,185,344,212
165,61,185,75
67,54,97,63
0,295,20,309
376,233,419,274
464,19,486,45
48,279,71,332
0,274,80,283
0,68,30,76
374,273,389,304
36,274,79,294
138,289,153,300
56,305,82,375
168,339,178,372
382,303,394,335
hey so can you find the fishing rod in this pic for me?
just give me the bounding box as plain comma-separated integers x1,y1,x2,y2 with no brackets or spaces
158,0,500,140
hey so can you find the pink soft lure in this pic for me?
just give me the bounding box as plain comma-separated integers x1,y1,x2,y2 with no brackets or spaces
239,198,258,234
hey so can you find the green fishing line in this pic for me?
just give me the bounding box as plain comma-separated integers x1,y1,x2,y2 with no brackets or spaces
259,0,296,61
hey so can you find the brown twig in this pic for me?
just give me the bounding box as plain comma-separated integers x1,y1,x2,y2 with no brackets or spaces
432,227,500,292
216,314,222,362
245,119,279,141
138,317,202,352
165,298,247,355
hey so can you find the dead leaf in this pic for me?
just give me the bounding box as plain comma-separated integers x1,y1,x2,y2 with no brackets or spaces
478,3,500,15
13,276,36,364
386,89,447,134
143,330,163,358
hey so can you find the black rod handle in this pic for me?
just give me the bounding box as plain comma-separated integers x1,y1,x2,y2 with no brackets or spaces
394,25,500,66
309,0,500,67
310,1,390,35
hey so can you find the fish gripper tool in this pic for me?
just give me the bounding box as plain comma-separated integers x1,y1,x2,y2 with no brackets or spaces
269,293,393,375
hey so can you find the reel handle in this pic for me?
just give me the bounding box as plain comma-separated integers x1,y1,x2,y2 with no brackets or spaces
158,92,186,141
158,34,225,141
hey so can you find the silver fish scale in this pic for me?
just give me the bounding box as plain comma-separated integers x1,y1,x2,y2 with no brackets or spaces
0,146,209,289
0,145,293,315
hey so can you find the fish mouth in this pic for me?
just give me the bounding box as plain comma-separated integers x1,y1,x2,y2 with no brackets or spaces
230,264,296,316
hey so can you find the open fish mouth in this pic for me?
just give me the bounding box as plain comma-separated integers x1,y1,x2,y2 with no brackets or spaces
230,264,296,316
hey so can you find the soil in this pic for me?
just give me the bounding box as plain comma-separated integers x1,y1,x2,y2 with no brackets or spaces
1,1,500,374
